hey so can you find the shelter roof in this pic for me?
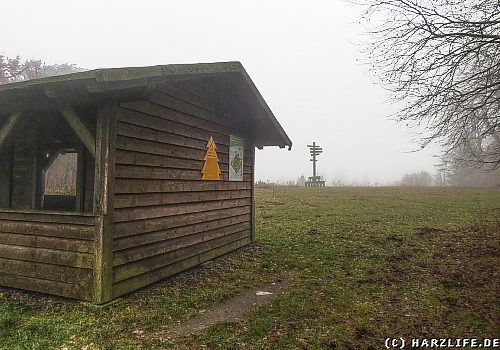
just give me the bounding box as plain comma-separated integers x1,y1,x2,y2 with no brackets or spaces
0,62,291,149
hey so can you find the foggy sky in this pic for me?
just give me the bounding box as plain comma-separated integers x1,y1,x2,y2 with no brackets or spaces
1,0,440,184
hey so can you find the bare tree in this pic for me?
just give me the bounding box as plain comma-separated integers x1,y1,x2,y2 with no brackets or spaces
358,0,500,169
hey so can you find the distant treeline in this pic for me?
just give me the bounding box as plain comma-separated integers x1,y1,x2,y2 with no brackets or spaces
256,167,500,188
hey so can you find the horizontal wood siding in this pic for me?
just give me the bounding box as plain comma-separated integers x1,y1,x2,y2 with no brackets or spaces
112,83,254,297
0,211,96,300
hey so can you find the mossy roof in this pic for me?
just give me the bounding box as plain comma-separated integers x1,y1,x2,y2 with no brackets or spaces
0,61,291,149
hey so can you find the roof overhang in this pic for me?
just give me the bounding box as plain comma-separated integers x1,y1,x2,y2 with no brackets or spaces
0,62,292,149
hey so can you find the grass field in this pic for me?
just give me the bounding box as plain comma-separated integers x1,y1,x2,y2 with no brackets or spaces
0,187,499,349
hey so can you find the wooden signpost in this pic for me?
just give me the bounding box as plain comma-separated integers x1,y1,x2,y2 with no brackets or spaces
306,142,325,187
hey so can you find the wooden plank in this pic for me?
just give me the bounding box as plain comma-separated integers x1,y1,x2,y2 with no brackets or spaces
0,112,22,147
114,213,251,251
149,91,248,135
114,198,252,222
116,164,206,181
0,243,94,268
115,149,252,173
0,211,97,225
155,82,217,114
116,121,253,158
0,232,93,253
116,135,251,163
116,124,252,159
116,149,203,170
114,206,251,237
112,235,251,298
115,164,251,182
93,102,116,304
113,222,251,266
115,179,251,194
0,257,92,284
114,189,251,209
117,108,232,147
0,271,92,301
121,100,249,142
113,230,250,283
59,105,96,158
117,122,209,151
0,220,95,240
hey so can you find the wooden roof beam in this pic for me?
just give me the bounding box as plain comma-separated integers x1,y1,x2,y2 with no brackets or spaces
0,112,22,148
58,105,96,158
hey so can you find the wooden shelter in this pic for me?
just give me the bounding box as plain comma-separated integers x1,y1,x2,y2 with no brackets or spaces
0,62,291,303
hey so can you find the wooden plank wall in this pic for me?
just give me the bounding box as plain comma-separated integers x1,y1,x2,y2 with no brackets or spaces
0,211,96,300
112,83,254,298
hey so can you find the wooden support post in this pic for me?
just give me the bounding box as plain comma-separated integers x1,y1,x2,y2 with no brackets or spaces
251,142,256,242
59,106,96,158
0,146,12,208
0,112,22,148
93,102,116,304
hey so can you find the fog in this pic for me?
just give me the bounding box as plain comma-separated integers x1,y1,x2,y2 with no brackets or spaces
1,0,440,185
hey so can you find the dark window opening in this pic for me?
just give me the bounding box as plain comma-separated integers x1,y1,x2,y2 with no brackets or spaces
40,150,78,211
1,108,96,212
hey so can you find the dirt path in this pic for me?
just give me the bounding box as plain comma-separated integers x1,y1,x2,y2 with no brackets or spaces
159,276,291,338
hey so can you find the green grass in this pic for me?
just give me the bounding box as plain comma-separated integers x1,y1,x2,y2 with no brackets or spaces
0,187,499,349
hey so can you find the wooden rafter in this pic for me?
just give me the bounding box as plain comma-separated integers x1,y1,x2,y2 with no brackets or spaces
0,112,22,148
58,105,96,158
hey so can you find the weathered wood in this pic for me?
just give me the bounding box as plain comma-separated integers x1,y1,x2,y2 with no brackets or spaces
117,108,232,147
109,85,256,299
59,105,96,158
114,189,251,209
0,272,92,301
84,149,95,212
0,210,97,225
0,231,93,253
112,235,251,298
113,230,250,283
121,99,249,142
116,135,252,164
115,179,251,194
75,144,84,212
115,164,251,182
0,243,94,268
116,162,251,181
0,257,92,284
115,149,252,173
116,121,252,157
251,143,256,242
114,206,251,238
113,222,251,266
0,112,22,147
0,146,12,208
116,164,206,181
10,124,37,209
155,82,217,113
114,213,251,251
150,90,248,136
114,198,252,222
93,102,116,304
116,119,252,157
